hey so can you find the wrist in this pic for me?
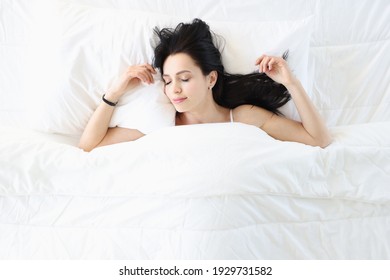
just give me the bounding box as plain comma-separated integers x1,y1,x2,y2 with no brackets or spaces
102,93,119,106
283,77,301,89
104,91,121,103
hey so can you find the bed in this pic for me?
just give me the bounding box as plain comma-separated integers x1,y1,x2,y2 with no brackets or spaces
0,0,389,259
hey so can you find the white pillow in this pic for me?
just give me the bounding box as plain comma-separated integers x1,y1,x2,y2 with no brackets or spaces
27,2,313,136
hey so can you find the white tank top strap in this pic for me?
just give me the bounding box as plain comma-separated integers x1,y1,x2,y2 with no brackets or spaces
230,109,234,123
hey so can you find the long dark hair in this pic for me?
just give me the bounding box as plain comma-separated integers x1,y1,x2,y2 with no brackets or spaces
153,18,291,115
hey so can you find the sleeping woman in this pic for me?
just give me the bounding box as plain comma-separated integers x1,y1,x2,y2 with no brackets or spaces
78,18,332,152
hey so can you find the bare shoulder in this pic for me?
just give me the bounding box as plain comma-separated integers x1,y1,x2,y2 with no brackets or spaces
232,105,273,128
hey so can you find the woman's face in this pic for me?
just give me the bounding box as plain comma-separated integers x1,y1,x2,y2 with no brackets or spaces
162,53,215,113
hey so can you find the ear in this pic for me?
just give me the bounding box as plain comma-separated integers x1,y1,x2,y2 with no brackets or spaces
208,70,218,88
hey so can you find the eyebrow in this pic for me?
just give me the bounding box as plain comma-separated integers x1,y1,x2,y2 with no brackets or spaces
162,70,191,77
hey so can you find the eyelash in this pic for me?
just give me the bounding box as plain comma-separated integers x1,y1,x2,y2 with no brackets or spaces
164,78,190,85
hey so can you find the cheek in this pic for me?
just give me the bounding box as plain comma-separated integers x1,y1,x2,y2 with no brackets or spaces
186,81,207,96
164,84,174,97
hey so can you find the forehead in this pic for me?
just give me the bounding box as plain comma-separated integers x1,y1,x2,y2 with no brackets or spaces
163,53,200,75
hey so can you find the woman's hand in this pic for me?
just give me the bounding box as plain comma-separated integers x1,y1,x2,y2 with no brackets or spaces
106,63,157,101
255,55,296,86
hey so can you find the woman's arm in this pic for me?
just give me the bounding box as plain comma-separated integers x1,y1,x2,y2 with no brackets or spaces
77,99,144,152
78,64,156,152
281,78,332,147
234,55,332,148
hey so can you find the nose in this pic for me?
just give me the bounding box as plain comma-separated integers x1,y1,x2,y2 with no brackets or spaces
173,81,182,94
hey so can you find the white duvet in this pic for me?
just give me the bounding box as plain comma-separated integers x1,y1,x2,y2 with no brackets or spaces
1,122,389,259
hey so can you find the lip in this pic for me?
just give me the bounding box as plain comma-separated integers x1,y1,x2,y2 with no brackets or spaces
172,97,187,104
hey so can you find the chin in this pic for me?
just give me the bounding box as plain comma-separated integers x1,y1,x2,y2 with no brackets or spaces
173,106,186,113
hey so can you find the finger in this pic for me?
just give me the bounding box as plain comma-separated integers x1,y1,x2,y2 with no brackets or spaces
257,56,265,72
135,72,149,84
261,56,271,73
144,63,157,74
268,57,275,71
142,68,155,84
144,69,154,84
255,54,266,65
144,72,153,84
131,67,149,84
139,65,155,83
265,57,275,72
